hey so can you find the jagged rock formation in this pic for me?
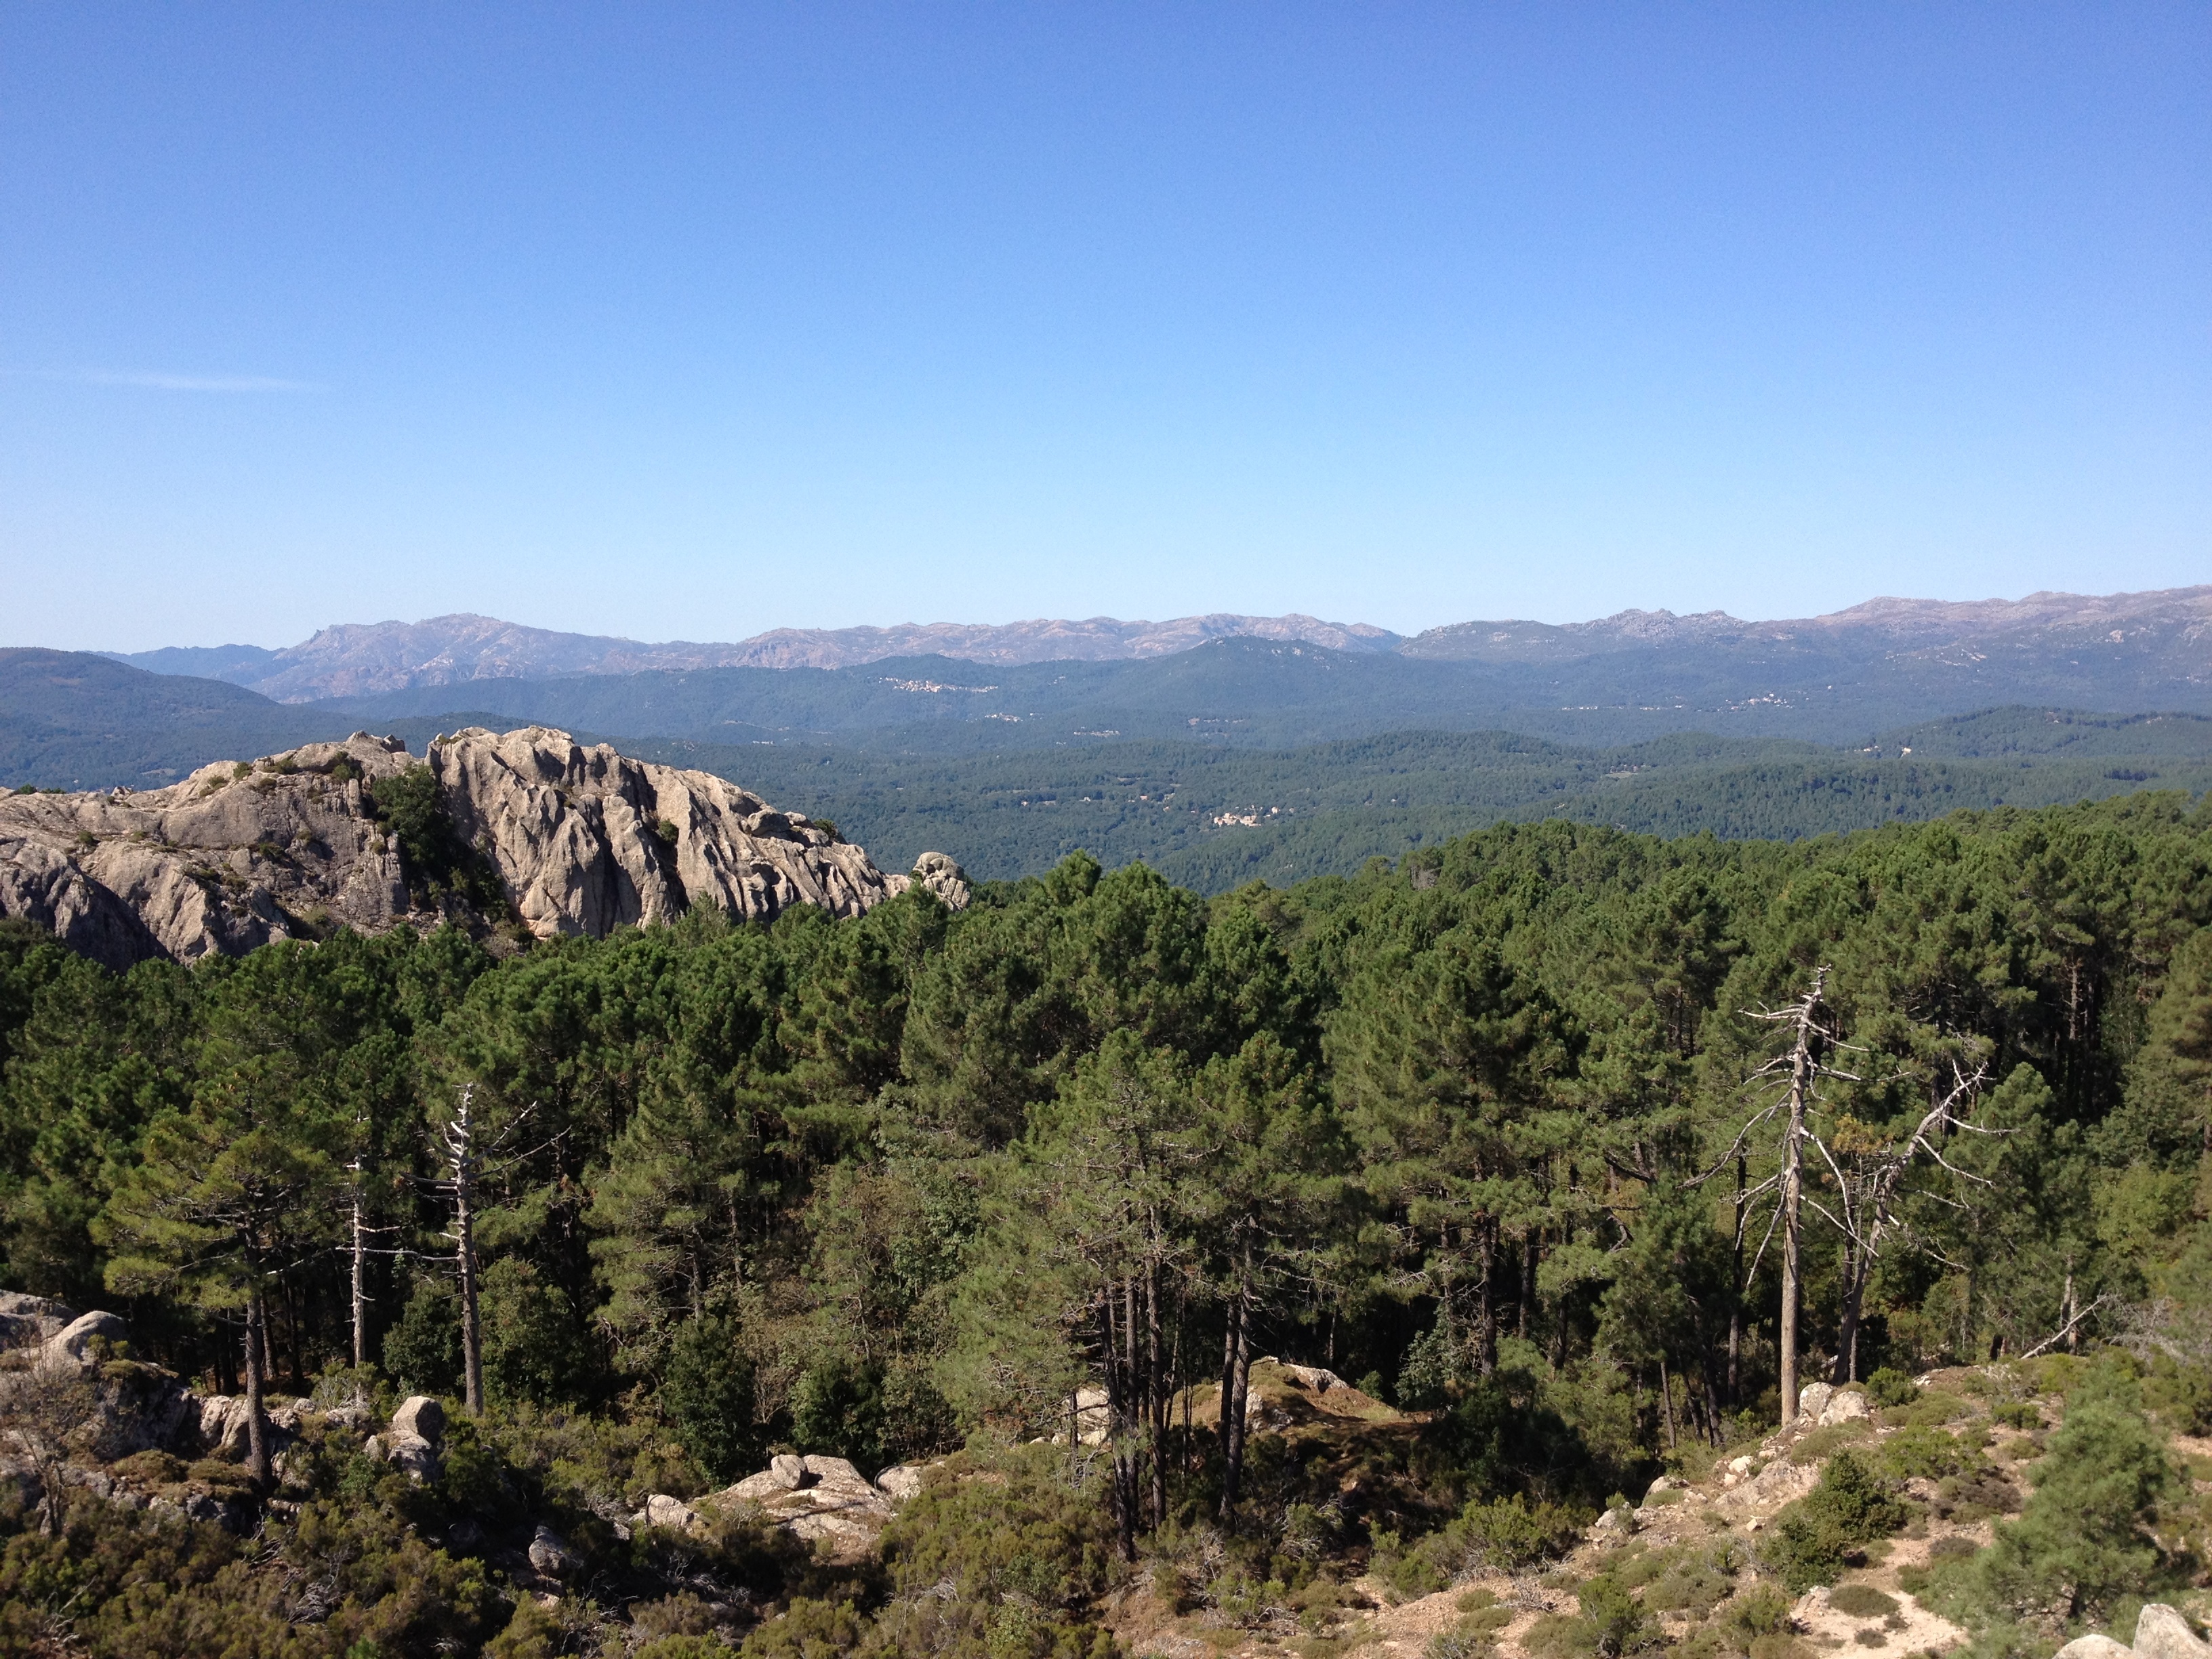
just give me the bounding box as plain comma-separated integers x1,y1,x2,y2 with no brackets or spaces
0,726,965,968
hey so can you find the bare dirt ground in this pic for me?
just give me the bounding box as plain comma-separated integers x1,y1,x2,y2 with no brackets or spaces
1112,1368,2051,1659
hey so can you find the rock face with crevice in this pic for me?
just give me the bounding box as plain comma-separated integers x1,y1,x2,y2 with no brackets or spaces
0,726,964,968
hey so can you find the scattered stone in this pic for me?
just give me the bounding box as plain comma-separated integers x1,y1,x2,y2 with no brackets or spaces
769,1452,814,1490
0,1292,77,1348
2055,1637,2136,1659
197,1395,253,1459
876,1463,928,1503
636,1493,705,1534
1071,1386,1109,1445
389,1395,445,1444
2133,1605,2212,1659
890,851,972,912
1796,1382,1835,1424
529,1523,583,1578
1820,1389,1871,1425
377,1431,440,1483
41,1310,128,1368
1591,1506,1633,1538
711,1454,895,1554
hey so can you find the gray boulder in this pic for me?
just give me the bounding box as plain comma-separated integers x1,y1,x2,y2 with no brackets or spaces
636,1493,706,1534
769,1452,814,1490
42,1310,127,1368
197,1395,251,1458
0,1293,77,1349
529,1523,583,1578
2134,1606,2211,1659
365,1429,439,1483
876,1464,928,1503
390,1395,445,1444
2055,1637,2135,1659
1820,1389,1871,1425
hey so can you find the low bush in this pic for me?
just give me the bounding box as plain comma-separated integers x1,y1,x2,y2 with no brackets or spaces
1761,1452,1908,1593
1786,1422,1873,1467
1826,1585,1898,1619
1724,1584,1793,1643
1865,1370,1917,1410
1523,1569,1659,1659
1643,1542,1743,1618
1879,1426,1978,1481
2144,1355,2212,1436
1878,1391,1971,1430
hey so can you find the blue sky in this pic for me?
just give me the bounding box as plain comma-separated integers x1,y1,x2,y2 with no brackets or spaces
3,3,2206,651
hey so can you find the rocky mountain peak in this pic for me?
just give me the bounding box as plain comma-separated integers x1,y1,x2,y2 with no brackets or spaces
0,727,965,968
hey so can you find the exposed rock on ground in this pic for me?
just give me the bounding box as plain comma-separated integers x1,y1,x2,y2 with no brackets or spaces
0,726,967,967
2075,1606,2212,1659
704,1454,895,1553
0,1293,78,1347
365,1393,445,1482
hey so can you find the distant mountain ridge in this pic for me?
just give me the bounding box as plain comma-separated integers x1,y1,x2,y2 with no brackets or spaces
109,611,1404,701
1402,586,2212,661
102,586,2212,703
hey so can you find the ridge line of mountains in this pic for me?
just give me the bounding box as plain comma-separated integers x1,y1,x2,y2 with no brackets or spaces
100,584,2212,703
6,583,2209,895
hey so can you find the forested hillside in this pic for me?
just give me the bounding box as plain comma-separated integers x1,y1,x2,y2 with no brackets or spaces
0,794,2207,1656
630,719,2212,887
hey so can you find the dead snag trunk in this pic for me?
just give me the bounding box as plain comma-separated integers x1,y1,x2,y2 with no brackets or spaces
442,1085,486,1415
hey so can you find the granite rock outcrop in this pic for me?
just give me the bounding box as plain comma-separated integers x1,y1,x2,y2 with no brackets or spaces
0,726,964,967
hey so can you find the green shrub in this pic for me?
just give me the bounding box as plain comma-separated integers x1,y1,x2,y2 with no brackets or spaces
1879,1427,1975,1481
1786,1422,1872,1466
2144,1355,2212,1435
1644,1542,1742,1617
1878,1391,1969,1430
792,1355,890,1473
1761,1452,1908,1593
1827,1585,1898,1619
1578,1573,1658,1658
740,1597,866,1659
872,1446,1122,1657
482,1256,598,1408
1964,1368,2185,1626
1723,1584,1793,1643
1990,1401,2039,1431
1429,1615,1499,1659
1865,1370,1917,1410
383,1274,464,1397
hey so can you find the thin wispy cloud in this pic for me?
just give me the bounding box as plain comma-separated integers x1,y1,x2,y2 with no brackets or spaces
3,367,321,392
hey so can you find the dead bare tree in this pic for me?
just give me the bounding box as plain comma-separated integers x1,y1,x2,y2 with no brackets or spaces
436,1085,487,1413
421,1086,552,1414
1701,968,1858,1427
1804,1060,1994,1382
0,1357,95,1536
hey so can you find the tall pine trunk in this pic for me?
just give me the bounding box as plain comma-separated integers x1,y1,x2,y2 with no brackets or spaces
1217,1265,1253,1529
243,1289,271,1486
